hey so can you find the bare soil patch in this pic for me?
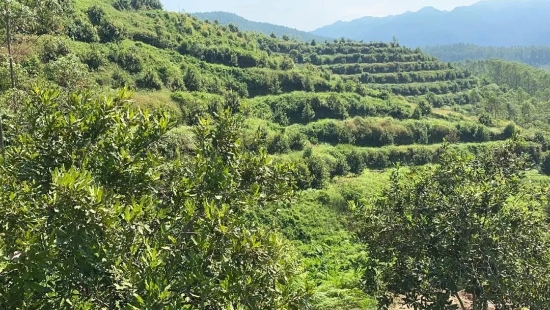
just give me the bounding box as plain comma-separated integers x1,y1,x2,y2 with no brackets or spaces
389,291,496,310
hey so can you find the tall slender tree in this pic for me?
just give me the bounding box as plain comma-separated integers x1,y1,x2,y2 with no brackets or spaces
0,0,71,152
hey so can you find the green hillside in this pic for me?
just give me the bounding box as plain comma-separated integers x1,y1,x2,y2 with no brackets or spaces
424,44,550,70
192,11,329,43
2,0,550,309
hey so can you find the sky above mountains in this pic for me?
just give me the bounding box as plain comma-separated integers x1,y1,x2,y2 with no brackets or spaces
161,0,481,31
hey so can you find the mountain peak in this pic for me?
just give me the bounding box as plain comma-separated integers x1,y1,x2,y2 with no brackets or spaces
312,0,550,47
417,6,441,13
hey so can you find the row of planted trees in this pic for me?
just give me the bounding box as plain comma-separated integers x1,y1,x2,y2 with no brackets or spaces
327,61,451,75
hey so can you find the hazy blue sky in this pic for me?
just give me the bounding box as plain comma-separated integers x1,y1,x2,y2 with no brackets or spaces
161,0,482,31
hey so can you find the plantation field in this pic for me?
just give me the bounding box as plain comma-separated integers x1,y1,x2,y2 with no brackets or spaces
2,0,550,308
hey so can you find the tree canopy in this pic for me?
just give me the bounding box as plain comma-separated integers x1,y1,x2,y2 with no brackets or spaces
355,140,550,309
0,87,310,309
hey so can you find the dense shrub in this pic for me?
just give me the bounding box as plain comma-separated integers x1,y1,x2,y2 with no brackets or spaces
294,160,313,190
332,156,351,177
170,91,224,124
111,69,133,88
157,65,184,90
44,54,90,88
358,141,550,310
184,67,205,92
98,18,126,43
248,92,412,126
347,150,365,174
82,47,105,71
142,32,174,48
502,123,518,139
65,14,99,43
478,113,494,126
87,7,125,43
288,131,308,151
541,152,550,175
268,133,291,154
156,126,195,158
86,6,105,26
135,68,163,90
306,156,330,189
41,38,70,62
108,46,143,74
114,0,163,10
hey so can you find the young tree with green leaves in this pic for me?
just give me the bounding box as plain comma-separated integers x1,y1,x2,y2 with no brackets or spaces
355,140,550,310
0,86,311,309
0,0,72,152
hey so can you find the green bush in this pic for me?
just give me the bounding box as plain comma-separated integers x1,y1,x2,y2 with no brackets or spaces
41,38,70,62
184,67,204,92
44,54,90,88
136,68,163,90
332,156,351,177
418,100,432,116
502,123,518,139
294,160,313,190
86,6,105,26
156,126,195,158
541,152,550,175
108,46,143,73
98,19,125,43
114,0,163,10
111,69,133,88
1,56,27,91
157,65,185,90
66,13,99,43
170,91,224,124
307,156,330,189
20,54,43,78
268,133,290,154
288,131,308,151
478,113,494,126
357,141,550,309
347,150,365,175
82,47,105,71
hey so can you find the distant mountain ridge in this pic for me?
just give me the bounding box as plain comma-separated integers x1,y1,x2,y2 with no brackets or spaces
424,43,550,69
312,0,550,47
192,11,329,42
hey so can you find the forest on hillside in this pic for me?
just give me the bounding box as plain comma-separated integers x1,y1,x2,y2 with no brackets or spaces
425,44,550,69
2,0,550,309
192,11,328,43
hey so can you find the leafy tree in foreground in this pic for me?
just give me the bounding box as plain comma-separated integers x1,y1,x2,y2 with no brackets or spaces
0,86,310,309
355,140,550,310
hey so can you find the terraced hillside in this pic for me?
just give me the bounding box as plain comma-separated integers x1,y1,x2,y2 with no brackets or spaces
2,1,550,309
259,39,483,108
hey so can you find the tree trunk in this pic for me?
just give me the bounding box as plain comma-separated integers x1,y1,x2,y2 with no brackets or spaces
455,292,467,310
0,112,4,155
1,2,15,154
5,2,15,90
